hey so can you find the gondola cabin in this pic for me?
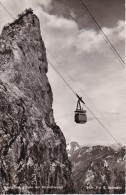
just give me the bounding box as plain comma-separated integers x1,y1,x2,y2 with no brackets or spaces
75,110,87,124
74,95,87,124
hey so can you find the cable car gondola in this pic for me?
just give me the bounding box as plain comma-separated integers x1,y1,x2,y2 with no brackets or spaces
75,94,87,124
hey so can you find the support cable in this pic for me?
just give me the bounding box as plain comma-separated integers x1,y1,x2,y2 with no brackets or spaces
0,1,14,19
0,1,122,148
48,59,77,95
79,0,125,68
48,59,121,147
85,104,122,147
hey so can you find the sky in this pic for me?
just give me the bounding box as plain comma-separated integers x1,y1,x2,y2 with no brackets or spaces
0,0,125,146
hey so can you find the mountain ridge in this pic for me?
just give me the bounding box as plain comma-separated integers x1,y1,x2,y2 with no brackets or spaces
67,141,125,194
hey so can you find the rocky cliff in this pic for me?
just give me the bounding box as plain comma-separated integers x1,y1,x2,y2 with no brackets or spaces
67,142,80,157
67,142,125,194
0,9,74,194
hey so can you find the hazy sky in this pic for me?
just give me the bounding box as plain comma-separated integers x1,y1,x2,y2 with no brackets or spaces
0,0,125,146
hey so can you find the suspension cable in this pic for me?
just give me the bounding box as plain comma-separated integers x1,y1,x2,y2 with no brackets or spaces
48,58,121,147
0,1,14,19
48,59,77,95
85,105,122,147
1,0,124,69
47,49,123,120
78,0,125,68
0,1,122,147
47,49,122,147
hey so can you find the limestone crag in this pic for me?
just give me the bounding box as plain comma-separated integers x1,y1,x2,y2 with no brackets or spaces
0,9,74,194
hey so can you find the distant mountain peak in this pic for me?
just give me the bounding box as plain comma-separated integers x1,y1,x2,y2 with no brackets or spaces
67,141,80,157
67,142,125,194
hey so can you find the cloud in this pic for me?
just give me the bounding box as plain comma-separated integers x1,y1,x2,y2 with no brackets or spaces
70,10,76,19
0,0,52,13
76,20,125,53
36,8,124,55
0,1,124,55
102,20,125,40
75,29,103,53
36,8,78,54
33,0,52,9
29,0,52,11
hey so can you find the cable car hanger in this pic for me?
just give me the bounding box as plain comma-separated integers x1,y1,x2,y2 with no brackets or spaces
76,94,85,104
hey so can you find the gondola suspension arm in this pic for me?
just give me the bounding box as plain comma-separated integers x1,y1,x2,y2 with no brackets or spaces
76,94,85,105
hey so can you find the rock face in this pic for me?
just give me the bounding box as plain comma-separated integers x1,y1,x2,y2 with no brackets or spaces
68,142,125,194
0,9,74,194
67,141,80,157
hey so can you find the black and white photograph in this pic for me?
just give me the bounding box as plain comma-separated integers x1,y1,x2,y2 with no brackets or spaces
0,0,125,194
